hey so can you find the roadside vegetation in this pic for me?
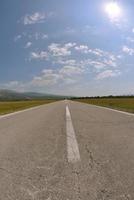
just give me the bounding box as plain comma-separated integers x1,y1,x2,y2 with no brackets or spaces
0,100,57,115
73,97,134,113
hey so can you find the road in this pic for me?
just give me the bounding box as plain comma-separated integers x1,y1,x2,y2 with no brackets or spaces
0,100,134,200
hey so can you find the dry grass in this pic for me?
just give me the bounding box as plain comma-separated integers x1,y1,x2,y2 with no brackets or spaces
0,100,57,115
74,98,134,113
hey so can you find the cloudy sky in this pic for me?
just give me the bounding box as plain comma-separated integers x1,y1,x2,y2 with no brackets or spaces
0,0,134,96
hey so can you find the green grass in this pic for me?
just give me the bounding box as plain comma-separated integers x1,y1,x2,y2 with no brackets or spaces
74,98,134,113
0,100,57,115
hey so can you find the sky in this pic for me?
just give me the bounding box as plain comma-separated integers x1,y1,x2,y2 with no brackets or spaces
0,0,134,96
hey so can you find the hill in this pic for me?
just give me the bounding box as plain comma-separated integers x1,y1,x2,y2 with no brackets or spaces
0,89,68,101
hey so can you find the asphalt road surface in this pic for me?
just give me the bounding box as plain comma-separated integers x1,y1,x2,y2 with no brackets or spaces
0,100,134,200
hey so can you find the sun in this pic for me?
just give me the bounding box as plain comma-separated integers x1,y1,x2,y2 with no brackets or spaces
104,2,122,20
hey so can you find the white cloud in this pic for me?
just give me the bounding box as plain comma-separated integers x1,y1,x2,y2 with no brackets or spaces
32,69,61,86
65,27,76,34
117,55,122,59
93,49,104,56
2,81,26,92
6,81,19,87
25,42,32,48
3,63,85,92
30,51,48,60
122,46,134,55
23,12,46,25
88,58,117,72
48,43,76,57
59,66,84,76
103,58,117,68
34,33,48,40
19,32,48,40
29,43,117,69
74,45,108,57
14,35,22,42
96,70,121,80
27,42,120,87
2,70,61,91
90,61,106,69
64,43,76,48
29,42,76,61
75,45,89,53
55,59,77,66
126,37,134,43
55,52,117,73
32,65,84,87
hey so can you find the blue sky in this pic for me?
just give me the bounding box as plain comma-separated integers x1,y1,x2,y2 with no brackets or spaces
0,0,134,96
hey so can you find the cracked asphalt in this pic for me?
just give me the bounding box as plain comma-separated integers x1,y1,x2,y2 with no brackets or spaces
0,100,134,199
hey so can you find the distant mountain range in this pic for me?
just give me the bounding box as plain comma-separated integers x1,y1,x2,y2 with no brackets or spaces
0,89,69,101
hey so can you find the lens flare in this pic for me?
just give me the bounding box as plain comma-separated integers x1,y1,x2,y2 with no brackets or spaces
105,2,122,21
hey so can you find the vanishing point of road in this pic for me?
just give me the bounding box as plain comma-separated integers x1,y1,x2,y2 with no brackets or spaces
0,100,134,200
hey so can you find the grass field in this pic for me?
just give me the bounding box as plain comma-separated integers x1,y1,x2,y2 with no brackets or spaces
0,100,57,115
75,98,134,113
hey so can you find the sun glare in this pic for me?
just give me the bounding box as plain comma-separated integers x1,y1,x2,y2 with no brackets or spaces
105,2,122,20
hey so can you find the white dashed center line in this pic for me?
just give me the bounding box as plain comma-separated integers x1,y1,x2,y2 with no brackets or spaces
66,105,81,163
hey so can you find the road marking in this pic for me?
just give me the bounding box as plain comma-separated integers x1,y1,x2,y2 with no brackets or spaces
91,104,134,117
66,105,81,163
70,100,134,117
